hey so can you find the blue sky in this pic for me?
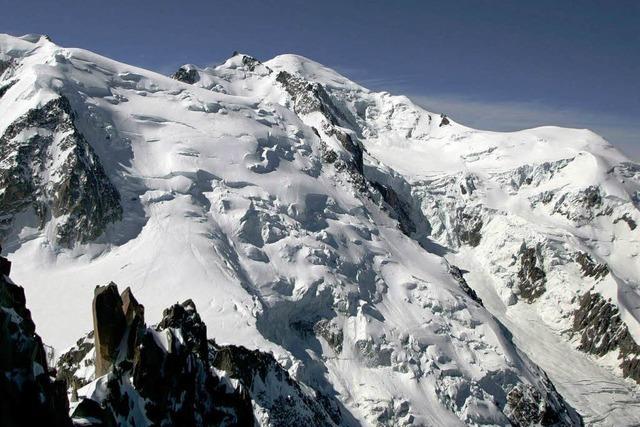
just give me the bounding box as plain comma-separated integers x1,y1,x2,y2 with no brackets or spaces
2,0,639,158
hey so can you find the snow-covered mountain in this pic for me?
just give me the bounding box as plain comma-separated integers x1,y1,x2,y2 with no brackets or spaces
1,33,639,426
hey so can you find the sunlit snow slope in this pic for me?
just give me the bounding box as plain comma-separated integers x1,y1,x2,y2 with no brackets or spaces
1,34,639,426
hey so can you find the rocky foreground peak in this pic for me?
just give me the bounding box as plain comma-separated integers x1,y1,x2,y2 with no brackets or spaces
58,282,343,426
0,249,71,427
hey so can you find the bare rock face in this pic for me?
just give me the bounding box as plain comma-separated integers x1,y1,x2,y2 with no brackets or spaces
93,282,128,377
313,319,344,353
371,181,416,235
239,53,266,72
0,96,122,247
171,65,199,84
211,341,340,427
505,383,563,426
156,299,207,358
120,286,145,357
573,292,640,383
551,185,613,225
448,264,483,306
517,244,547,303
120,286,142,322
0,247,71,427
614,212,637,230
575,252,609,281
130,300,236,426
0,79,15,99
91,284,146,379
70,291,251,425
0,252,10,276
275,70,367,192
455,206,484,247
56,331,95,390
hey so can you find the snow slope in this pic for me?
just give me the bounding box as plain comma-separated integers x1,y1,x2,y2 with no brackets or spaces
0,34,638,425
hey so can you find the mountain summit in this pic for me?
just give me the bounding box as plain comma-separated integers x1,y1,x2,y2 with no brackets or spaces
0,33,638,425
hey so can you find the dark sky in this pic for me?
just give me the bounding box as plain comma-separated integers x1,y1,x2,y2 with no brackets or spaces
2,0,639,157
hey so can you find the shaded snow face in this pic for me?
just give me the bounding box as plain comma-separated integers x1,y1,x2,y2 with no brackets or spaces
0,33,636,425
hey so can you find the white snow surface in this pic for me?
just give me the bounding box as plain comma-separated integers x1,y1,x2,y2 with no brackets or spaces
1,34,639,425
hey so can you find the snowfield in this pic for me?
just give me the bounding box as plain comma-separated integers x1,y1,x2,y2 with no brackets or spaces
1,34,639,425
